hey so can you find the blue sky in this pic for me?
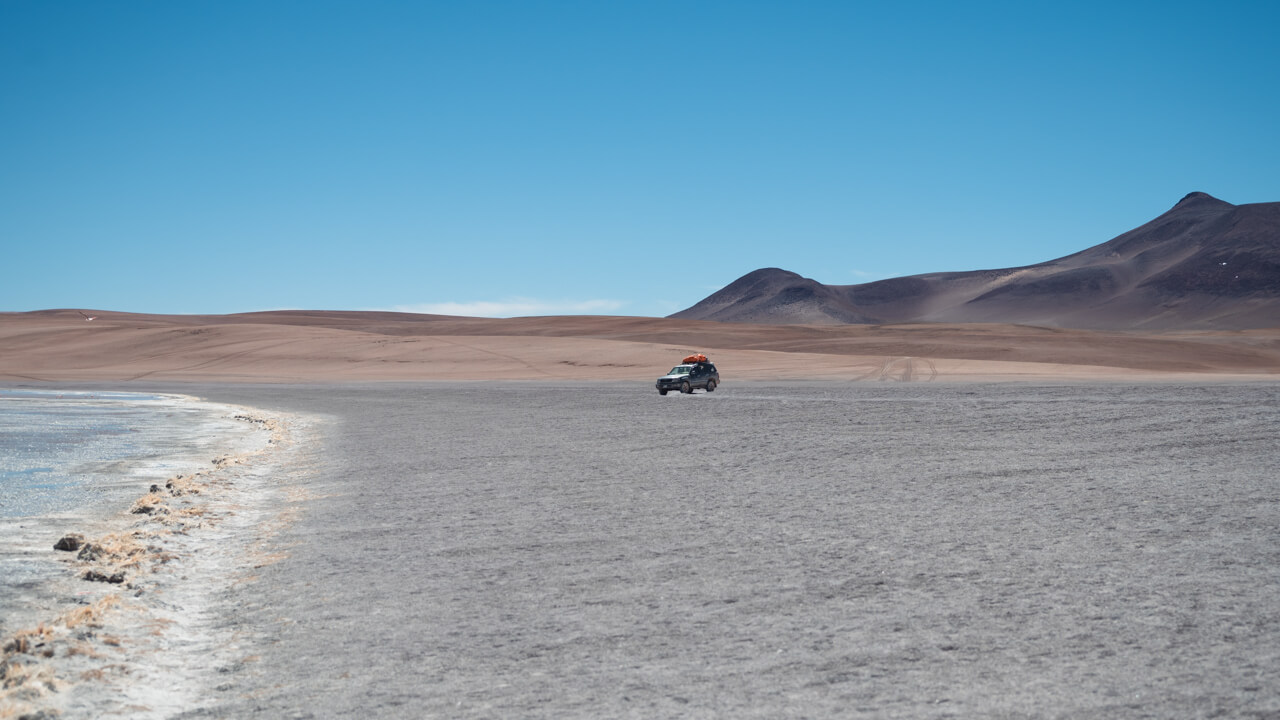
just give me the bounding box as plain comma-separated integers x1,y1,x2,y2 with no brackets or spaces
3,1,1278,317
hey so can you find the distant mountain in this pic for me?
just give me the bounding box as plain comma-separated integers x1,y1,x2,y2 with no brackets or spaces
672,192,1280,329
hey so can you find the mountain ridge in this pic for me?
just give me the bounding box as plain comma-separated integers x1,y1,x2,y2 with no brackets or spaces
672,192,1280,329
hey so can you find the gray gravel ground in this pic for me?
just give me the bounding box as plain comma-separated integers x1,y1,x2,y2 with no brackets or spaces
177,381,1280,719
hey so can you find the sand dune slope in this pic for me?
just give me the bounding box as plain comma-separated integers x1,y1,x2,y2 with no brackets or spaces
2,310,1278,382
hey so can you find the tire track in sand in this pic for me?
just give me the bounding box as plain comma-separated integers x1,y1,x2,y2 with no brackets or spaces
871,356,937,382
430,337,558,378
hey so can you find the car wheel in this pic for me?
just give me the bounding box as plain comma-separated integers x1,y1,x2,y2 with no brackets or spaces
658,388,667,395
706,379,716,392
681,381,692,394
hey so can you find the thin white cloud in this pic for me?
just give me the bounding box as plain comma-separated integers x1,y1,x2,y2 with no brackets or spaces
390,298,626,318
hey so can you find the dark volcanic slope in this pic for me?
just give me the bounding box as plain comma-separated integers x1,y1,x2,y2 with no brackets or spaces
674,193,1280,329
671,268,880,325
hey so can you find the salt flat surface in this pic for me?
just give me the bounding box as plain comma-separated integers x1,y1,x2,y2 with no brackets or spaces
181,381,1280,718
0,390,265,518
0,390,270,644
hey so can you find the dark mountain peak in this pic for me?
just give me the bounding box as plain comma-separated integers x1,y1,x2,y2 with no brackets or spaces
714,267,812,297
674,192,1280,330
1172,191,1233,211
670,267,879,324
735,267,805,284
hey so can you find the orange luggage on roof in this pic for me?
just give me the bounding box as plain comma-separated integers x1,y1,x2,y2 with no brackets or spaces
682,353,708,364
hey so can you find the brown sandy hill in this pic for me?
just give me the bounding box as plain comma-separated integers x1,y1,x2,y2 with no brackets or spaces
674,192,1280,330
2,310,1278,382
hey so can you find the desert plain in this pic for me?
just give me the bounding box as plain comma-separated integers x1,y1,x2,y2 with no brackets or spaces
2,310,1280,718
3,309,1280,383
